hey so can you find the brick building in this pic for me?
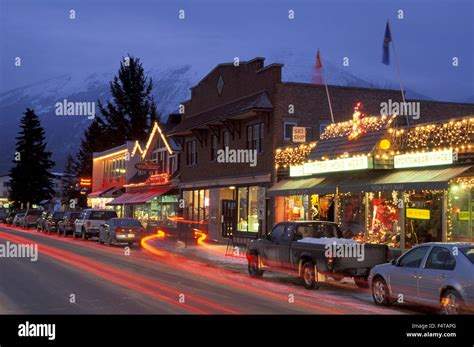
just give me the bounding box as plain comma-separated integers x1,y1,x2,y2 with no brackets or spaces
169,57,413,242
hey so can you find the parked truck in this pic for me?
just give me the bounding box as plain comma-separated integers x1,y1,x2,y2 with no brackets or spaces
247,221,389,289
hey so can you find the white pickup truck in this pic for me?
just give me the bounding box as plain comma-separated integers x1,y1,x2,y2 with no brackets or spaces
74,209,118,240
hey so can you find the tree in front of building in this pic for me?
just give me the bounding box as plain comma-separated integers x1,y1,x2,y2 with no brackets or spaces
75,118,107,180
98,54,160,147
60,154,84,208
9,108,55,208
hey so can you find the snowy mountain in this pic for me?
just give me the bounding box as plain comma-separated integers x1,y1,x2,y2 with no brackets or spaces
0,56,431,174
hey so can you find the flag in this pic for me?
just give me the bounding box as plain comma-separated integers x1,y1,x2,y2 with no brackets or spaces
382,20,392,65
312,49,324,84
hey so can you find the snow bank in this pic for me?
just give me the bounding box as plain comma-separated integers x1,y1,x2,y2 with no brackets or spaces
297,237,357,245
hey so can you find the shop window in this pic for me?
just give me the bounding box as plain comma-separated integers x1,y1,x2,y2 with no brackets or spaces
425,247,456,271
210,135,218,161
247,123,263,154
449,184,473,242
186,140,197,166
405,190,443,248
284,122,297,141
237,186,265,233
341,194,365,237
183,189,209,223
367,192,400,247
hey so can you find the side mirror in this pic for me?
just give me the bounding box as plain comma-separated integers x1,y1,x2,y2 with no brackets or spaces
390,259,397,266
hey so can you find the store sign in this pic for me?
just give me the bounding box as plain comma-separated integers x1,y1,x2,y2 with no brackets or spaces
292,127,306,143
135,161,161,171
80,178,91,187
290,156,372,177
394,149,454,169
406,208,430,220
458,211,474,221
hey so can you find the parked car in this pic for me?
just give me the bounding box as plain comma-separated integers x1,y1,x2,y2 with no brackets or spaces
369,242,474,314
36,211,51,231
20,209,43,228
0,209,8,223
74,209,118,240
12,213,25,226
58,211,82,235
5,211,19,225
44,211,65,232
98,218,145,246
247,221,389,289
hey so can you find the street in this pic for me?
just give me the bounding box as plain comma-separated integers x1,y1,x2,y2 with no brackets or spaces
0,224,424,315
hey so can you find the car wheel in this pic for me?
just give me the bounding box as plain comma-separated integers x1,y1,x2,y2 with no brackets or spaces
248,252,264,278
440,289,464,315
372,277,391,306
302,261,319,290
354,276,369,288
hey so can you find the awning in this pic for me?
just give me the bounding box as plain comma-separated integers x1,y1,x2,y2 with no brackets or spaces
107,187,173,205
267,176,337,197
339,166,472,193
88,186,121,199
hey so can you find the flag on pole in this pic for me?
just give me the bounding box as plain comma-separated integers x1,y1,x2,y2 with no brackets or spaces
382,20,392,65
312,49,324,84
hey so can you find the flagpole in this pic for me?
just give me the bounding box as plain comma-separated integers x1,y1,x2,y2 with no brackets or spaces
388,20,409,126
318,50,335,123
323,76,335,123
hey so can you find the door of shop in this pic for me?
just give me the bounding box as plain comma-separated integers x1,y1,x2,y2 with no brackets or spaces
221,200,237,237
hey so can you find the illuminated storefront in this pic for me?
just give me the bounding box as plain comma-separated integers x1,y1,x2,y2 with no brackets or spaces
272,108,474,251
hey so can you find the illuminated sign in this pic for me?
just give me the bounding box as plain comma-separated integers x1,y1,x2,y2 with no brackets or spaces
80,178,92,187
458,211,474,221
290,156,372,177
406,208,430,220
135,161,161,171
394,149,454,169
292,127,306,143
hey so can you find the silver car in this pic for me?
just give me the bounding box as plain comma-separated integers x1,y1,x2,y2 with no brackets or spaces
369,242,474,314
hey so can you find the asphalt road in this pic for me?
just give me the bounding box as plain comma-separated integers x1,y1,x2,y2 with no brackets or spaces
0,224,420,314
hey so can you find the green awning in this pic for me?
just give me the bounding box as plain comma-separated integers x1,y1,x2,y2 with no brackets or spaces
339,166,472,193
267,176,336,197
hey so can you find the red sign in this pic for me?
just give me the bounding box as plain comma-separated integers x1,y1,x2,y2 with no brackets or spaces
80,178,92,187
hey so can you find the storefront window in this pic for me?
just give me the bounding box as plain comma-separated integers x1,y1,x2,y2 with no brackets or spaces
340,193,365,237
237,186,265,233
133,204,149,228
405,190,443,248
449,184,473,242
183,189,209,224
367,191,400,247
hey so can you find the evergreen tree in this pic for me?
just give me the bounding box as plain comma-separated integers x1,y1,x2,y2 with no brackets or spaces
60,154,82,206
99,55,159,146
9,108,55,207
76,118,107,179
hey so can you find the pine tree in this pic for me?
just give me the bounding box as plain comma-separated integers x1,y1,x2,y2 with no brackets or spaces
76,118,107,179
9,108,55,207
99,55,160,146
60,154,81,206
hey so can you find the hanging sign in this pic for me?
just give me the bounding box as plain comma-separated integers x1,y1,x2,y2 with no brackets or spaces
292,127,306,143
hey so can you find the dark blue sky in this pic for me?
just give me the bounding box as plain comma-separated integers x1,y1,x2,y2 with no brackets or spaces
1,0,473,101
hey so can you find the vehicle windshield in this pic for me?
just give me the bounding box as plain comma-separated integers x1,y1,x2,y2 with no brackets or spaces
461,247,474,264
296,223,342,239
114,219,142,227
89,211,118,220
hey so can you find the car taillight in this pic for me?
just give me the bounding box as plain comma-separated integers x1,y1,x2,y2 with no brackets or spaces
116,228,125,233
